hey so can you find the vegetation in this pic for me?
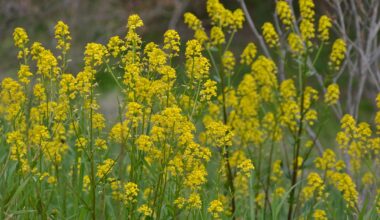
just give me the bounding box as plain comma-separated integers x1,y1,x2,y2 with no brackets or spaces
1,0,380,219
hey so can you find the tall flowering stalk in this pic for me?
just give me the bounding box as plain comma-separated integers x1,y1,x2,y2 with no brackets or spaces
3,1,380,220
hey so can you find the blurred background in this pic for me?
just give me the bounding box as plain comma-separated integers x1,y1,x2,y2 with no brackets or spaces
0,0,276,76
1,0,378,127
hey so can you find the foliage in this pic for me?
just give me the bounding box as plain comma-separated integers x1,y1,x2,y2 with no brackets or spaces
1,0,380,219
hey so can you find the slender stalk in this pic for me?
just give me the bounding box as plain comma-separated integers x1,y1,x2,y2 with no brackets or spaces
287,56,307,220
89,79,96,220
219,55,236,219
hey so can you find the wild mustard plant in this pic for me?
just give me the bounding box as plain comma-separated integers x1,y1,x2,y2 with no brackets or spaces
1,0,380,219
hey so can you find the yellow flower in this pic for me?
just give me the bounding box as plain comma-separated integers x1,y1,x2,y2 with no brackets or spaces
95,138,108,150
31,42,44,60
329,38,346,70
276,0,294,28
240,42,257,65
185,39,202,58
305,109,318,125
184,165,208,189
206,0,229,27
210,26,225,46
237,159,254,177
83,175,91,191
299,0,315,21
271,160,283,183
174,197,187,209
329,172,358,209
318,15,332,41
194,29,209,45
96,159,115,179
135,135,153,152
300,19,315,46
35,48,60,77
13,27,29,48
109,121,130,144
122,182,139,204
288,33,305,55
255,192,265,208
126,102,143,127
314,149,337,170
187,193,202,209
376,93,380,108
231,9,245,30
313,209,327,220
324,83,340,105
138,204,153,216
200,79,217,101
208,200,224,219
127,14,144,30
84,43,108,67
262,22,279,48
163,29,181,57
17,65,33,84
147,47,167,71
47,176,57,185
59,73,77,99
302,172,325,201
107,36,125,57
75,137,88,151
280,79,296,99
186,56,210,81
251,56,278,101
222,50,235,75
33,83,46,101
275,187,285,197
361,172,374,186
206,120,233,147
54,20,71,53
184,12,203,31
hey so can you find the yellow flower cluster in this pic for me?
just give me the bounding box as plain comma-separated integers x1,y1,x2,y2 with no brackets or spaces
163,29,180,57
1,3,376,219
237,159,254,177
206,120,233,147
96,159,115,179
107,36,126,57
184,12,203,31
54,20,71,53
13,27,29,48
206,0,244,30
329,172,358,209
222,50,235,75
299,0,315,21
137,204,153,216
324,83,340,105
276,0,294,28
288,33,305,55
302,172,325,201
318,15,332,41
210,26,225,46
336,114,372,171
300,19,315,46
185,40,210,81
84,43,108,67
127,14,144,30
208,200,224,219
251,56,278,101
262,22,279,48
313,209,327,220
200,79,217,102
329,39,346,70
17,64,33,84
240,42,257,65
